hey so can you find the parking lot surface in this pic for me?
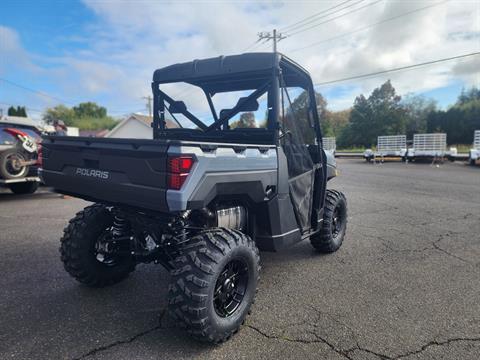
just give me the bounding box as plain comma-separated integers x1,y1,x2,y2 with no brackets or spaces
1,159,479,360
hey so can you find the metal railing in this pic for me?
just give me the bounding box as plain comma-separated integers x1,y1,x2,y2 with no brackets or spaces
413,133,447,153
377,135,406,154
322,137,336,152
474,130,480,150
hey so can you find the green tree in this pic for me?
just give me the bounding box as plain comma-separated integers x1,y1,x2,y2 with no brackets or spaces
43,102,118,131
339,80,406,147
285,90,326,144
323,109,350,138
458,87,480,105
73,102,107,118
402,95,437,139
43,105,76,125
427,87,480,144
237,112,256,128
7,106,27,117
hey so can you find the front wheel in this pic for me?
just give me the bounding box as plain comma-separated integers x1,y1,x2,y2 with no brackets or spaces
8,181,39,194
311,190,347,253
60,204,135,287
168,228,260,343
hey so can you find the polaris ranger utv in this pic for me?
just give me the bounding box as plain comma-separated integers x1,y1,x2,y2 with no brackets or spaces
40,53,347,343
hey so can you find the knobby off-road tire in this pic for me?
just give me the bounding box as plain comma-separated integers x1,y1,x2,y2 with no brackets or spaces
311,189,347,253
168,228,260,343
60,204,135,287
8,181,39,194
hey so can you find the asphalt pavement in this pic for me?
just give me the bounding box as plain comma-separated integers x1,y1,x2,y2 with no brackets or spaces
0,159,479,360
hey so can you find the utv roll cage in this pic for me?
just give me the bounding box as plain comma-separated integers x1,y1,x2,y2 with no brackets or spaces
151,52,323,145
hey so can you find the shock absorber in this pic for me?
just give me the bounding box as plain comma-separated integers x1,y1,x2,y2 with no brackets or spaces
111,211,129,239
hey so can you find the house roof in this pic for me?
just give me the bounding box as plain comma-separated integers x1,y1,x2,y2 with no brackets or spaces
106,113,177,138
129,113,177,129
79,129,109,137
0,115,39,129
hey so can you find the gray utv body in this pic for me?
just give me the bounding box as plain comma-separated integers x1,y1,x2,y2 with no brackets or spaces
41,53,337,252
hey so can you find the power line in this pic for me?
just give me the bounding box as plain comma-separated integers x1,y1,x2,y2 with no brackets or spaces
0,77,75,105
0,102,44,113
314,52,480,86
289,0,449,53
242,39,263,52
283,0,365,34
280,0,355,32
142,95,153,117
287,0,384,37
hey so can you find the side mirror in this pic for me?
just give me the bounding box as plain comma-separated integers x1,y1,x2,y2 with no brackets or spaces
169,101,187,114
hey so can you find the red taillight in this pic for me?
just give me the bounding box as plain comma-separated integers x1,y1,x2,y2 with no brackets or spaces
37,144,43,167
167,155,195,190
168,173,188,190
168,156,194,173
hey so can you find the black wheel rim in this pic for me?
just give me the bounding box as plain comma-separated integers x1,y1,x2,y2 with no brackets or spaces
214,259,249,318
332,203,345,239
94,229,119,267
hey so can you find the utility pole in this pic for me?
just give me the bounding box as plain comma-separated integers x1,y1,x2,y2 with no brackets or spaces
257,29,287,54
142,96,152,117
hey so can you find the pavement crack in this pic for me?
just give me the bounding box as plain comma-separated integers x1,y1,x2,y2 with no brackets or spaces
393,337,480,359
432,234,472,265
245,324,355,359
72,310,167,360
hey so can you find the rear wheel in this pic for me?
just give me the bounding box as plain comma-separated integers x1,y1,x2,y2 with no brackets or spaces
0,149,28,179
168,228,260,343
60,204,135,287
8,181,39,194
311,190,347,253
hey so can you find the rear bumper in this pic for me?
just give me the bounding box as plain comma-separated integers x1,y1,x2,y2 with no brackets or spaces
40,168,169,212
0,176,40,185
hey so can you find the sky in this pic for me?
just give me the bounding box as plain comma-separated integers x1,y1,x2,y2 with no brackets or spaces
0,0,479,121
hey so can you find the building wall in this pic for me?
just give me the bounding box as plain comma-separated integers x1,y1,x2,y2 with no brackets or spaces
107,119,152,139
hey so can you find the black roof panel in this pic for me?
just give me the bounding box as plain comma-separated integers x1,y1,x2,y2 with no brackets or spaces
152,52,310,85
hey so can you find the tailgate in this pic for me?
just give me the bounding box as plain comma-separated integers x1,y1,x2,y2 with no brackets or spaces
40,136,169,212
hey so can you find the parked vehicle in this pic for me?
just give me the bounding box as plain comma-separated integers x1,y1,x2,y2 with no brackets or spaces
40,53,348,343
0,117,41,194
406,133,447,161
364,135,407,162
469,130,480,165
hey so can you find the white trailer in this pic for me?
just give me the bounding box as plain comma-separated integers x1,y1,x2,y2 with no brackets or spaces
364,135,407,162
469,130,480,165
407,133,447,161
322,137,336,154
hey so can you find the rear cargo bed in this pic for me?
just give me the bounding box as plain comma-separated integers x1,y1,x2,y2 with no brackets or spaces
40,136,170,212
